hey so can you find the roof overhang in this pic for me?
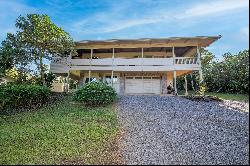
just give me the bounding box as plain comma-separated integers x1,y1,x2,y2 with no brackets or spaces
75,35,221,49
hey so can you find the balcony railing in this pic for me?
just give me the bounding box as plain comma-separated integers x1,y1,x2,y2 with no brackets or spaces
50,57,201,73
174,57,199,65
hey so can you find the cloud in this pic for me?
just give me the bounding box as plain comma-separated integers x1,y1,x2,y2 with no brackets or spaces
44,0,73,9
233,27,249,42
178,0,249,19
0,0,36,17
71,0,249,34
240,27,249,38
0,0,36,41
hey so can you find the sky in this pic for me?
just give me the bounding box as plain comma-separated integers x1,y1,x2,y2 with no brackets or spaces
0,0,249,59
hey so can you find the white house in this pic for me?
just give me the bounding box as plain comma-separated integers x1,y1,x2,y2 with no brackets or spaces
50,36,221,95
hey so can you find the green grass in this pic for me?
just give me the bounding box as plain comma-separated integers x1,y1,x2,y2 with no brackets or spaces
205,92,249,102
178,90,249,102
0,96,119,165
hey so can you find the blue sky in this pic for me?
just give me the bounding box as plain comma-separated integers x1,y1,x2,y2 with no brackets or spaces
0,0,249,58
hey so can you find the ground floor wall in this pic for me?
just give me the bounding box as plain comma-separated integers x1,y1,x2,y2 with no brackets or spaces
53,70,198,95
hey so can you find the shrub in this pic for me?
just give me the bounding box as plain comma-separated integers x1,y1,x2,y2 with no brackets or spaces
0,84,51,110
73,82,117,106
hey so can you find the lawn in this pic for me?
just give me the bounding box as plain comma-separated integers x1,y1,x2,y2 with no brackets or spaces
205,92,249,102
0,96,120,165
178,90,249,102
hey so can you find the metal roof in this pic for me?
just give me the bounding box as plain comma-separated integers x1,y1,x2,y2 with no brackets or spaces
75,35,221,48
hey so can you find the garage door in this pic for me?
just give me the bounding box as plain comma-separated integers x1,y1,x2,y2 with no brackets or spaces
125,76,161,94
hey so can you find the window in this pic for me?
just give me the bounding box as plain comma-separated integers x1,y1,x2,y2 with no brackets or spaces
105,75,118,84
85,77,97,83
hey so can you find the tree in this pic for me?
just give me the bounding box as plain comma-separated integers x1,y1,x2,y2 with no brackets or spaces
0,14,76,84
0,33,30,78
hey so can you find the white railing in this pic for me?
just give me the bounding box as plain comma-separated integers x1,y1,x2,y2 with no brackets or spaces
71,58,175,66
51,57,201,72
174,57,199,65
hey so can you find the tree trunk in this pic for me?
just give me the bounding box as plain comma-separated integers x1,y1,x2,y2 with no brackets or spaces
40,55,45,85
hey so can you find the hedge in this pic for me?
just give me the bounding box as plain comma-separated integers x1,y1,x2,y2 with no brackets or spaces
0,84,51,110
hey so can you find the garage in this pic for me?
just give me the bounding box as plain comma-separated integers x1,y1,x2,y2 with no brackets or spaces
125,76,161,94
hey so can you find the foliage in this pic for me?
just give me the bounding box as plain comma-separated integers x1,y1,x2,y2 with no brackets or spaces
196,81,206,96
0,14,76,84
167,84,175,94
34,72,56,88
177,49,249,94
0,33,31,77
73,82,117,106
204,50,249,94
15,14,76,84
0,96,119,165
0,84,51,110
69,79,78,89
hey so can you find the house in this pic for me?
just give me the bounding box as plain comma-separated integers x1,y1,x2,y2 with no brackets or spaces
50,36,221,95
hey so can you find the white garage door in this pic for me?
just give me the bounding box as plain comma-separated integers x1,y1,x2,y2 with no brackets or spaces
125,76,161,94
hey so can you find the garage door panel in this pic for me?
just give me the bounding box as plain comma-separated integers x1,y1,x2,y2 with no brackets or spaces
125,77,161,94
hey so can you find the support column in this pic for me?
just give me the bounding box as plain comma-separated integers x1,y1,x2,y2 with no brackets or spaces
141,48,144,71
66,70,70,92
197,46,201,65
89,49,93,83
111,48,115,87
172,47,175,64
174,70,177,95
197,46,203,82
185,75,188,96
197,46,204,96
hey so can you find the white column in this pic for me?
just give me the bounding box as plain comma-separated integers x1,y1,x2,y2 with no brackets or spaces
197,46,204,96
172,47,175,64
89,49,93,83
66,70,70,92
111,48,115,87
197,46,203,83
174,70,177,95
185,75,188,96
141,48,144,71
197,46,201,65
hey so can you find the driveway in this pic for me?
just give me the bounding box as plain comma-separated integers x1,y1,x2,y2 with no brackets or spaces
117,96,249,165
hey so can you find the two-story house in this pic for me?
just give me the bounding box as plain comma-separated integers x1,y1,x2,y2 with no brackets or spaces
50,36,221,95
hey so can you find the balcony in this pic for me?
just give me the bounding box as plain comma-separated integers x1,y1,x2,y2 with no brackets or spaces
50,57,201,73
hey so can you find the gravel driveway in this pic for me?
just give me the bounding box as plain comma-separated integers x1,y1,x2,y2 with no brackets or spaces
117,96,249,165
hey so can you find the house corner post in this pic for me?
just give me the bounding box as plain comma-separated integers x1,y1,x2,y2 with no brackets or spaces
66,70,70,93
197,46,204,96
185,75,188,96
111,48,115,87
172,47,175,65
141,47,144,71
89,48,93,83
174,70,177,95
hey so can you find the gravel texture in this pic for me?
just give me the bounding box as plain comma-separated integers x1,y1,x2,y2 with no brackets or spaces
117,95,249,165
